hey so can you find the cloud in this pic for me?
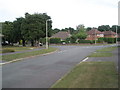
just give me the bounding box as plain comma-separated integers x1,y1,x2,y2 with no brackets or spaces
0,0,118,29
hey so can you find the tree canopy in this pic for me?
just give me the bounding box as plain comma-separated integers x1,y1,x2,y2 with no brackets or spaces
2,13,52,46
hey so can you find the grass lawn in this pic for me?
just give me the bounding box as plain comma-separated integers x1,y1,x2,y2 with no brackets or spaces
96,46,117,52
88,52,113,57
88,46,117,57
52,61,118,88
2,47,57,61
2,46,42,52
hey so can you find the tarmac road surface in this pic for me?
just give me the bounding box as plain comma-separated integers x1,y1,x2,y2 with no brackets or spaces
2,45,117,88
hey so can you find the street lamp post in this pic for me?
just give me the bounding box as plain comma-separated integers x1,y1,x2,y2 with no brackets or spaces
46,19,51,49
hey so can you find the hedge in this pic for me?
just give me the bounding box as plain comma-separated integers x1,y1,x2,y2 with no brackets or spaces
78,40,94,44
98,37,116,44
50,38,61,44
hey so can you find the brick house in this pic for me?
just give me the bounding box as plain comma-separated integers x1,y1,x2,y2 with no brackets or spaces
104,31,117,38
86,29,104,40
51,31,71,41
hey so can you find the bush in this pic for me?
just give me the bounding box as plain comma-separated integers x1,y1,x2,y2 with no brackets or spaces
98,37,116,44
2,49,15,53
50,38,61,44
104,38,115,44
65,38,71,44
98,37,104,43
117,38,120,41
70,35,77,43
78,40,93,44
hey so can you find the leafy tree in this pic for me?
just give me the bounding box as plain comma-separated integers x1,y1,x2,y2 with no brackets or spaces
70,35,77,43
52,28,60,34
76,24,84,31
111,25,120,33
60,27,75,34
13,17,25,46
2,21,14,45
76,26,87,40
21,13,52,46
76,32,87,40
98,25,110,32
86,27,92,31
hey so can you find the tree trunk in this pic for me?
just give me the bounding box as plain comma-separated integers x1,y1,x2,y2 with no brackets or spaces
22,39,26,46
31,40,34,47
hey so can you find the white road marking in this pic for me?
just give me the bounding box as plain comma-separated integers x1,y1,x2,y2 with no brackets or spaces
78,57,89,65
82,57,89,62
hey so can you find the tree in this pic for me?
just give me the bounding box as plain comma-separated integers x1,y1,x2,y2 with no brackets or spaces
76,24,84,31
98,25,110,32
13,17,25,46
61,27,75,34
70,34,77,43
76,25,87,40
86,27,92,31
52,28,60,34
111,25,120,33
21,13,52,46
76,30,87,40
2,21,14,45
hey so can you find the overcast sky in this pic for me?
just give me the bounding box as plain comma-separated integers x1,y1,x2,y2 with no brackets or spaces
0,0,119,29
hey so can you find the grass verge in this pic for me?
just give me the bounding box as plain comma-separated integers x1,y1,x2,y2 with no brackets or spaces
2,46,43,52
52,61,118,88
2,47,57,61
88,52,113,57
88,46,117,57
96,46,117,52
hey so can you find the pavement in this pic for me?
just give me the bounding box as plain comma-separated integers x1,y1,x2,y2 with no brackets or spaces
2,44,118,88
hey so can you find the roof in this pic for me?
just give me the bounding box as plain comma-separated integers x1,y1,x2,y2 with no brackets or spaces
104,31,116,35
87,29,103,35
51,31,71,39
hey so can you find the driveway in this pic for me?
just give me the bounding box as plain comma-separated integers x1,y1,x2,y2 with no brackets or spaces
2,45,117,88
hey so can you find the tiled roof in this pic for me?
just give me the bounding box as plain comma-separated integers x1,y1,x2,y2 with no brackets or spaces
87,29,103,35
51,31,71,39
104,31,116,35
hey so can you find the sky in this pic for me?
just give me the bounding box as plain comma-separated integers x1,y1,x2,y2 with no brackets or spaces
0,0,119,29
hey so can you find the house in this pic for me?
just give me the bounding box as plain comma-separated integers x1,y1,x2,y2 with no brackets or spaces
86,29,104,40
104,31,117,38
118,33,120,38
51,31,71,41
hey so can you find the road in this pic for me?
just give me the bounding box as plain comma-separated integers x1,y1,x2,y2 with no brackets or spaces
2,45,117,88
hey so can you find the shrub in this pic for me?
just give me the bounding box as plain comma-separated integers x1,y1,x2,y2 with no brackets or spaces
65,38,71,44
78,40,92,44
117,38,120,41
2,49,15,53
40,38,50,44
70,35,77,43
50,38,61,44
98,37,104,43
104,38,115,44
